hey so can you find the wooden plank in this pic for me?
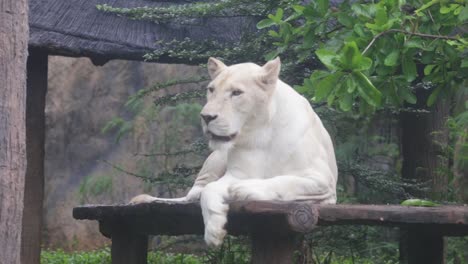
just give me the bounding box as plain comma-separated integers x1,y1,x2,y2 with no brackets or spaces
21,48,48,264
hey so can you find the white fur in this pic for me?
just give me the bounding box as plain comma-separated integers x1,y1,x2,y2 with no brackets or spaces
130,58,338,247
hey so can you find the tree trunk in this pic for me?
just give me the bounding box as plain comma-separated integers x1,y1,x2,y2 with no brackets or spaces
21,49,48,264
0,0,29,263
399,88,451,264
400,90,450,200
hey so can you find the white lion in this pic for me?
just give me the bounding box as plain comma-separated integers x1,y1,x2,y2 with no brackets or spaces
130,57,338,247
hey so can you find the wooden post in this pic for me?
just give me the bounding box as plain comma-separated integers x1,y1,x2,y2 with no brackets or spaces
21,48,48,264
400,227,445,264
251,231,299,264
0,0,29,263
111,231,148,264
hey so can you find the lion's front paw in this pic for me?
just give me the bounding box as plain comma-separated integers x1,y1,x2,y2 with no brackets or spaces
128,194,157,204
204,224,227,248
229,181,274,201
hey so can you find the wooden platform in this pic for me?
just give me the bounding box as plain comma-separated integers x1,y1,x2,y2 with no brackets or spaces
73,201,468,264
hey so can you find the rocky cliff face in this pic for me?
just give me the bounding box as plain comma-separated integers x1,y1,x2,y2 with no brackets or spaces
44,56,204,250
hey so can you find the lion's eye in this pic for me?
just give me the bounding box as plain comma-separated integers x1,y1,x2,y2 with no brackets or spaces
231,90,244,97
208,87,214,93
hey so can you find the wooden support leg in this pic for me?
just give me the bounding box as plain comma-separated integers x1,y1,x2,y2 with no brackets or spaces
251,231,298,264
111,232,148,264
400,227,445,264
21,48,48,264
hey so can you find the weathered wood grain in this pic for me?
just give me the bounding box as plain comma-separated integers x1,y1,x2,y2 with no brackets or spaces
0,0,29,262
29,0,259,64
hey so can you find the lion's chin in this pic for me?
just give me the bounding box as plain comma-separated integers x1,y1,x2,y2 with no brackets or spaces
206,131,237,142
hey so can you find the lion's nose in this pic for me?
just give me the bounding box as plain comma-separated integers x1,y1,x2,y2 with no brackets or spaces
201,114,218,124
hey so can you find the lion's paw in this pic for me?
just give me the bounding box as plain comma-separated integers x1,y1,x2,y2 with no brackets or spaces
229,181,273,201
204,224,227,248
128,194,157,204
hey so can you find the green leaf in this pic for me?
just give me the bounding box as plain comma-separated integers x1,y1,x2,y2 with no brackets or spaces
275,8,284,21
339,41,372,71
268,30,279,37
384,50,399,66
427,85,443,106
257,19,275,29
317,0,330,15
292,5,305,14
461,59,468,68
353,71,382,107
402,55,417,82
346,75,357,93
310,70,330,81
424,64,437,75
303,31,316,49
339,92,353,111
353,24,366,37
315,73,341,101
459,5,468,21
401,199,440,207
398,86,417,104
265,49,281,61
338,13,354,28
316,49,339,70
375,7,388,25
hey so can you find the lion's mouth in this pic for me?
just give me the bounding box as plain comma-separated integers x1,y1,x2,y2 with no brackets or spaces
207,131,237,142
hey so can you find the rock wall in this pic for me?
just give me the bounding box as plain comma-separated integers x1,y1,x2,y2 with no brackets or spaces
44,56,204,250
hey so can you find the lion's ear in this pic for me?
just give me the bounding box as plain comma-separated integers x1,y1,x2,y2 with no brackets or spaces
207,57,226,79
261,57,281,86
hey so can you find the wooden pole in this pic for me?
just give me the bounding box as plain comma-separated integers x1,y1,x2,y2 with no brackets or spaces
251,232,299,264
400,227,445,264
111,231,148,264
21,48,48,264
0,0,29,262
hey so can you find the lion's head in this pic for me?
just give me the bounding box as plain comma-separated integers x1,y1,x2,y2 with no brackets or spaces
200,57,281,149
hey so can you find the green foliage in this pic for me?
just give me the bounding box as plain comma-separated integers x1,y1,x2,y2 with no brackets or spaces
96,0,278,24
258,0,468,114
41,248,201,264
41,248,112,264
78,174,113,204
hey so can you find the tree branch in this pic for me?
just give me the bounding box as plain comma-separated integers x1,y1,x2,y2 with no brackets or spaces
362,29,461,55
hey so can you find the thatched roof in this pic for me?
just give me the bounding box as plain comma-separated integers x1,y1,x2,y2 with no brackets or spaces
29,0,257,64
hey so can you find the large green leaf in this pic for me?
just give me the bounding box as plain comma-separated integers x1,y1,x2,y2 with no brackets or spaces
314,73,342,101
339,41,372,71
384,50,399,66
427,85,443,106
353,71,382,107
257,18,275,29
339,91,354,111
398,86,417,104
316,49,339,70
402,55,417,82
316,0,330,16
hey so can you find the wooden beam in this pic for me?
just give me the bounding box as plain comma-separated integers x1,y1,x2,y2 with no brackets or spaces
21,48,48,264
74,201,468,236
